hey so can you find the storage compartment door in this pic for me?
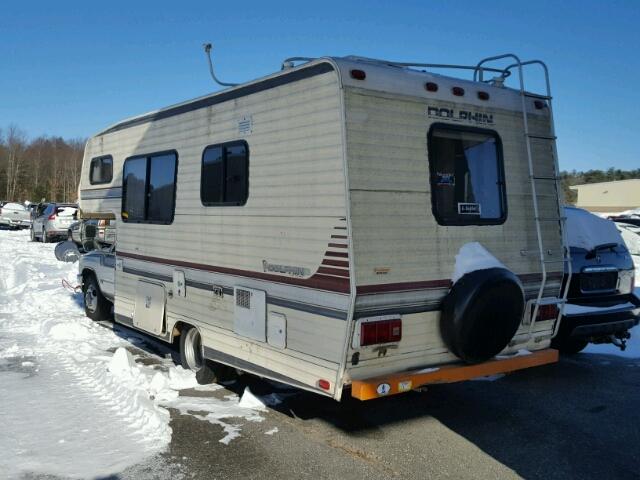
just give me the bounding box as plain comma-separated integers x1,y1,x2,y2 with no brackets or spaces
133,281,166,335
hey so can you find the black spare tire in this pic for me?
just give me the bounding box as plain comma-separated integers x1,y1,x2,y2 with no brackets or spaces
440,267,525,364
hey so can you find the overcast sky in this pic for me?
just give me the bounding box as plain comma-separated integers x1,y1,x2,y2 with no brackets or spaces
1,0,638,171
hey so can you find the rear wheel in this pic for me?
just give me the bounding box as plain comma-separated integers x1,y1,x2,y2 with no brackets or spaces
179,326,233,384
83,274,111,321
30,227,36,242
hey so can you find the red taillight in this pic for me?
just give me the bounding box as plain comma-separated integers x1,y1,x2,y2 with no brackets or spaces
425,82,438,92
350,69,366,80
48,213,56,220
452,86,465,96
534,100,546,109
360,318,402,346
537,304,559,321
318,379,331,390
477,91,490,100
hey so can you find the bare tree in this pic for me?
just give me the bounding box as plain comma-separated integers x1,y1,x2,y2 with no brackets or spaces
4,124,27,201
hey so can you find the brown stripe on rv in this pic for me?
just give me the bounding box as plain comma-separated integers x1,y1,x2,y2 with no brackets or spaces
357,280,451,294
321,259,349,268
117,251,350,293
356,271,564,294
327,243,348,249
324,251,349,258
331,235,348,239
317,267,351,278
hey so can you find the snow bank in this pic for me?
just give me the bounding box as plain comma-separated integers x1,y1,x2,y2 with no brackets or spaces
565,206,623,251
0,229,276,479
452,242,506,283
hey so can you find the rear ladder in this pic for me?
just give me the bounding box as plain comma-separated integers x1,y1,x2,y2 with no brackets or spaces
476,55,572,343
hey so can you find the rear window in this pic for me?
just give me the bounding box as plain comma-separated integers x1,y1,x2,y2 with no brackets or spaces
428,125,506,225
90,155,113,185
56,206,78,217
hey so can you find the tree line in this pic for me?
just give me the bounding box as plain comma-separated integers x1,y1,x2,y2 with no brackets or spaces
0,125,85,204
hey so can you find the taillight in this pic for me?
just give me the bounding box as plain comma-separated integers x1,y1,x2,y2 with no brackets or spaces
537,304,559,321
48,213,56,220
360,318,402,346
350,69,366,80
452,86,465,96
317,379,331,390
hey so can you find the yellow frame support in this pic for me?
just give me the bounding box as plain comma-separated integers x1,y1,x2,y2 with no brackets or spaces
351,349,559,401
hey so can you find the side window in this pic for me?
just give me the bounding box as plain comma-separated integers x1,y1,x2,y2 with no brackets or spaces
122,151,178,224
201,141,248,206
90,155,113,185
427,125,506,225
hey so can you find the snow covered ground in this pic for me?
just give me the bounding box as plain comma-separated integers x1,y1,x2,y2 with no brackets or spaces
0,230,275,479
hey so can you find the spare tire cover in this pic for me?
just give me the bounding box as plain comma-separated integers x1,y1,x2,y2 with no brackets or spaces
440,267,525,364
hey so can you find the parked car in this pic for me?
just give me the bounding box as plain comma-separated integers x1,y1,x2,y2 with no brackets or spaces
608,215,640,228
552,207,639,354
0,202,32,229
616,222,640,270
31,203,78,242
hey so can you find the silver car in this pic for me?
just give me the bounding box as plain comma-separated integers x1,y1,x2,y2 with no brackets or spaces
0,202,31,229
31,203,78,242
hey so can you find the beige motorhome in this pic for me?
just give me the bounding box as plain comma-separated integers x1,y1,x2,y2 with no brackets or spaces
78,54,569,400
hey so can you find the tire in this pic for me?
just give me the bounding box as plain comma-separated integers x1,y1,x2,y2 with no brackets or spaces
551,334,589,354
440,267,525,364
30,227,36,242
83,274,112,321
179,326,232,385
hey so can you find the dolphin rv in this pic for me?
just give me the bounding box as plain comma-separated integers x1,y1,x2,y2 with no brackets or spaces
77,53,570,400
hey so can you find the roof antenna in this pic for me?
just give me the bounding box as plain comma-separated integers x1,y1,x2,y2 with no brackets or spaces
202,43,238,88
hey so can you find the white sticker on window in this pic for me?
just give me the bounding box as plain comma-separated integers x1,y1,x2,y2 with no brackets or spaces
458,203,481,215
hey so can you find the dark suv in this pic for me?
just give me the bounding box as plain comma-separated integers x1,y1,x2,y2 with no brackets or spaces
552,207,639,353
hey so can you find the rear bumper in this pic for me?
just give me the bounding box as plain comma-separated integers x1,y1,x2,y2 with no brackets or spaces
561,294,640,338
46,229,68,237
350,349,558,400
0,218,30,227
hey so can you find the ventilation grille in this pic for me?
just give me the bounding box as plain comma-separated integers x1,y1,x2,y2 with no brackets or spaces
235,289,251,309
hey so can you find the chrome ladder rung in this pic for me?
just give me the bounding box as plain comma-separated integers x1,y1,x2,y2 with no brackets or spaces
526,133,557,140
524,92,552,100
531,175,559,180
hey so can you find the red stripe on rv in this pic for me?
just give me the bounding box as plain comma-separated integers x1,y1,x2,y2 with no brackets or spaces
116,251,351,293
